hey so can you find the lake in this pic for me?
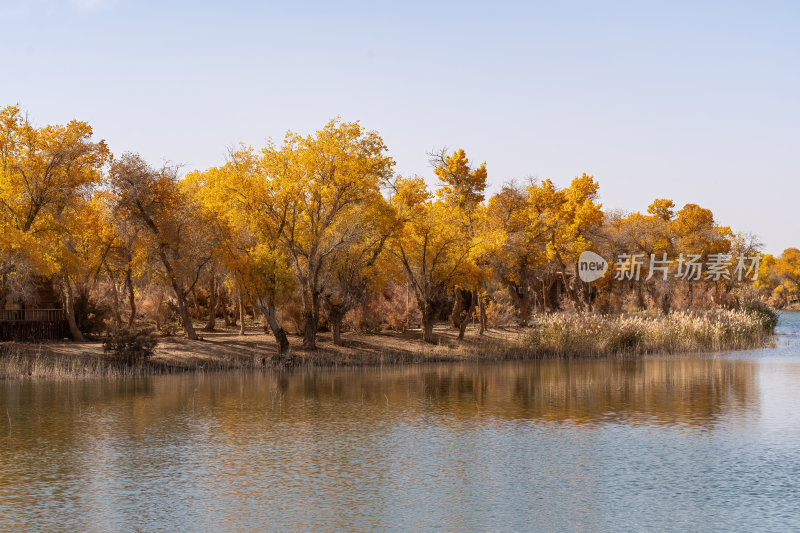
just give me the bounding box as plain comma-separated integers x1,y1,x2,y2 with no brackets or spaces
2,314,800,531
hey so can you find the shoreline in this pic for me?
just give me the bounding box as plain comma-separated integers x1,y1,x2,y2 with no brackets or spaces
0,328,539,380
0,319,777,380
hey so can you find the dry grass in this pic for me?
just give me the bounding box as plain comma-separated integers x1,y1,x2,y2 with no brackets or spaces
0,308,776,380
0,327,532,380
529,308,776,357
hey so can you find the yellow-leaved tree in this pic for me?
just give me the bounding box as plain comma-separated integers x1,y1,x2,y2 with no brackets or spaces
430,148,491,338
109,153,214,340
487,182,549,323
669,203,733,307
55,194,118,340
186,149,296,355
773,248,800,307
600,199,676,312
524,174,603,310
389,170,486,344
320,194,399,345
257,119,395,349
0,104,110,337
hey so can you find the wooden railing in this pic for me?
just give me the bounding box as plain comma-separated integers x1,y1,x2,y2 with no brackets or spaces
0,309,66,322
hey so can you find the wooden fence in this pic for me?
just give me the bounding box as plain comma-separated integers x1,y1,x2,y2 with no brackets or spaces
1,309,66,322
0,309,70,341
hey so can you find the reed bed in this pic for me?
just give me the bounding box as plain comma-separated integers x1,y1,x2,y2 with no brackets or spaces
0,344,260,380
0,306,777,379
528,307,776,357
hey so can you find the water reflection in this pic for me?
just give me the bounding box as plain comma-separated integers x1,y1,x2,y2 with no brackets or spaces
416,358,756,427
0,355,778,531
2,357,759,433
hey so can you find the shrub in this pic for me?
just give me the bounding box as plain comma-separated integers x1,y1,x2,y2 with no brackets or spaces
138,288,179,334
740,299,778,332
103,328,158,365
606,326,644,353
280,293,306,335
485,298,518,328
374,284,419,331
344,304,383,334
73,293,109,338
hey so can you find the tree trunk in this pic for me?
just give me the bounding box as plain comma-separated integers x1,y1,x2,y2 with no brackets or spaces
238,289,245,335
332,314,343,346
451,289,465,328
479,294,487,335
174,291,198,339
521,294,532,325
508,284,532,326
222,286,233,327
451,288,475,340
259,302,290,356
191,288,201,320
157,248,198,340
636,285,646,310
560,271,574,309
106,265,122,331
422,316,434,343
579,281,593,313
457,291,476,341
125,267,136,328
302,290,319,349
302,309,316,349
63,279,85,342
204,276,217,331
422,303,436,344
541,280,549,313
660,290,671,315
0,273,6,311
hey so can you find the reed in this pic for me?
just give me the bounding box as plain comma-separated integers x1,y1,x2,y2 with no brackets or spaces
0,344,260,380
0,307,777,379
527,308,775,357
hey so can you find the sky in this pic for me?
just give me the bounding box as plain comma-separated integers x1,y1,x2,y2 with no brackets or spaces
1,0,798,253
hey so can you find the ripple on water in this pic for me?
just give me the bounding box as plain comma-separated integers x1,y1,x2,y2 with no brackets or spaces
2,313,800,531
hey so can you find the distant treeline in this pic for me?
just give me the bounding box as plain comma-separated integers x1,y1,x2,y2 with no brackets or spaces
0,105,794,352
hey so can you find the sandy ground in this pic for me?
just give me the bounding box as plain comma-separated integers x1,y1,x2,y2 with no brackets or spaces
2,325,530,373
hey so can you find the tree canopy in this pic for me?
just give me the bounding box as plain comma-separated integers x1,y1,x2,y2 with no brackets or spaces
0,104,784,352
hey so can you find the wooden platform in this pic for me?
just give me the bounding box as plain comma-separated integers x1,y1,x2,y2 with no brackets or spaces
1,279,71,341
0,309,70,341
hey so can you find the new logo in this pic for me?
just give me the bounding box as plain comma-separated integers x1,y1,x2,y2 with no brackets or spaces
577,251,608,282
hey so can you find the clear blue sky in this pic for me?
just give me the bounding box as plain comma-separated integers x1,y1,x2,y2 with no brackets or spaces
2,0,798,253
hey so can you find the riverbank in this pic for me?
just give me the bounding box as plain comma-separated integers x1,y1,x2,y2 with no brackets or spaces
1,327,527,379
0,308,777,379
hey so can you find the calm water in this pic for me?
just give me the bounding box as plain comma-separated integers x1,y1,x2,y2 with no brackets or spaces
2,316,800,532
